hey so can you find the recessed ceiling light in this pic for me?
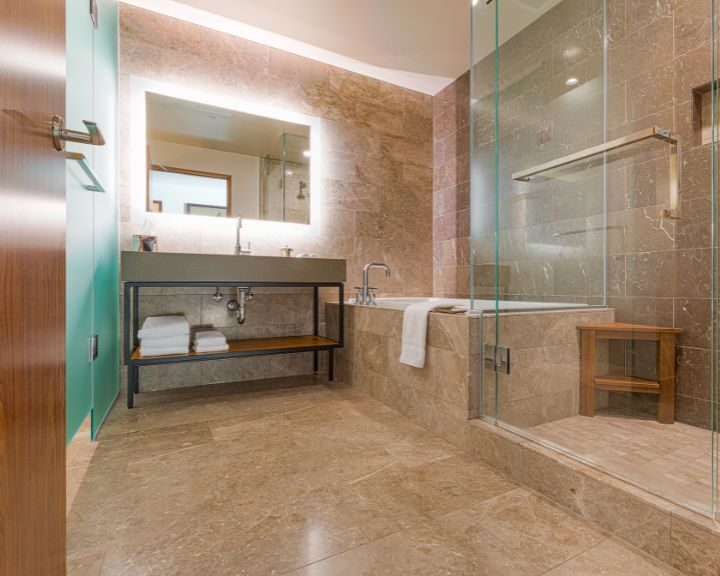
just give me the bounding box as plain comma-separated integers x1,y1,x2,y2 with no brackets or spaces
472,0,479,5
565,77,579,87
286,170,294,176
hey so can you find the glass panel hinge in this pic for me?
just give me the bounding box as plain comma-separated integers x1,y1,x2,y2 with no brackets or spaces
484,345,510,374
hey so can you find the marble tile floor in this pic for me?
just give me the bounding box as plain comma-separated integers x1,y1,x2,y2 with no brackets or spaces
67,377,681,576
530,410,716,513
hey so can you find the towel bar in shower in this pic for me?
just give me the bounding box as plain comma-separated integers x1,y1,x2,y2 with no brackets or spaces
65,151,105,192
512,126,681,219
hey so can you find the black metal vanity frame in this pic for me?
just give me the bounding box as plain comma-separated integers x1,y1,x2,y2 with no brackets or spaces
123,280,344,408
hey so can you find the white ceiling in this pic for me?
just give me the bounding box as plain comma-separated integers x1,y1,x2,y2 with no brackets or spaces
177,0,471,79
146,92,310,162
124,0,565,95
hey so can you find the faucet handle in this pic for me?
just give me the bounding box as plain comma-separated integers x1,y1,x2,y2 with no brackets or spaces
353,287,364,305
367,287,378,305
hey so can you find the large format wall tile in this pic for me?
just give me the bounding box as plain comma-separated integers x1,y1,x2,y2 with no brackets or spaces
119,5,434,389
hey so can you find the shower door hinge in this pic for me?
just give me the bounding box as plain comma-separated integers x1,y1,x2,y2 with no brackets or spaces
484,345,510,374
89,335,99,363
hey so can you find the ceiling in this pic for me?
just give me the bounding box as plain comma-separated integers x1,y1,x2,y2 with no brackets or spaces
126,0,565,95
146,92,310,162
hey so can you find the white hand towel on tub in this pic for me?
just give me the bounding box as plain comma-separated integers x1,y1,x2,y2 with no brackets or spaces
139,334,190,349
138,315,190,339
399,301,468,368
193,330,228,347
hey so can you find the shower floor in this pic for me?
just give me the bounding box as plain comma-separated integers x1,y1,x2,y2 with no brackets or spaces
528,410,715,513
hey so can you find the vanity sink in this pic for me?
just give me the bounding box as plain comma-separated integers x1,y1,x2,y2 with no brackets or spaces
121,251,346,283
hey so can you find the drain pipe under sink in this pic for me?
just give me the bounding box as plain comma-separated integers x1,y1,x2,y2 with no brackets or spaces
226,287,253,324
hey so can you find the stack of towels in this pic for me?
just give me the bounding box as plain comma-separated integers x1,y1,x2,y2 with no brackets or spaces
138,315,190,357
193,330,229,353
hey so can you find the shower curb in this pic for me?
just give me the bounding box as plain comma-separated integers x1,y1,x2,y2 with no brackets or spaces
467,419,720,576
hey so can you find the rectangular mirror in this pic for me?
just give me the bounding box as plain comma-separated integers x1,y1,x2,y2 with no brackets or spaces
146,92,311,224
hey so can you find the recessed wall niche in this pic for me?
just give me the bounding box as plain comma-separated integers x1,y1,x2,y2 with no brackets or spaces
692,80,719,146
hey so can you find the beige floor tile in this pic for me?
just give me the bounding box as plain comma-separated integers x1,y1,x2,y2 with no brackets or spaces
285,522,482,576
544,539,680,575
428,488,605,576
67,552,104,576
68,381,684,576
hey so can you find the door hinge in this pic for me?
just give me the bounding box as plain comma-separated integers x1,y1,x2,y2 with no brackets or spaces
89,335,99,363
484,344,510,374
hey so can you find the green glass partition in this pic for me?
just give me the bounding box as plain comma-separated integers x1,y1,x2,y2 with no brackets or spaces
65,0,96,444
66,0,119,444
91,0,120,439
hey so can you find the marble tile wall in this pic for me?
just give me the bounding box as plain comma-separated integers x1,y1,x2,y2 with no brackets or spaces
433,73,471,298
118,5,433,388
482,308,616,428
447,0,717,427
602,0,716,428
327,303,479,447
119,5,433,294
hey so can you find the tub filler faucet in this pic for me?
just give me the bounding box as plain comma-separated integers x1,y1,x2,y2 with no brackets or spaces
356,263,391,305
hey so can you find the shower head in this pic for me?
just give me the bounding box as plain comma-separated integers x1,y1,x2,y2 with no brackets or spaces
297,180,308,200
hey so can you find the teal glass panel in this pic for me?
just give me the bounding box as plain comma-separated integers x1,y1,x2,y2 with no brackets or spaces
65,0,95,444
91,0,120,439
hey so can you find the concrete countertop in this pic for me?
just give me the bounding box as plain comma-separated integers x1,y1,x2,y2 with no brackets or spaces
121,251,346,284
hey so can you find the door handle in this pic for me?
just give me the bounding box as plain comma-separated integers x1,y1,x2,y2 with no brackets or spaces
52,114,105,151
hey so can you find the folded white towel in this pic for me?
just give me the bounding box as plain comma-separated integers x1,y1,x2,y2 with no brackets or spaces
399,300,468,368
434,305,468,315
193,330,227,347
140,334,190,348
138,315,190,339
139,345,189,357
194,343,230,353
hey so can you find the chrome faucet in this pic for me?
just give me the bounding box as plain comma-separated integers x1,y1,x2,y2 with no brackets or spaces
356,263,391,305
235,216,251,255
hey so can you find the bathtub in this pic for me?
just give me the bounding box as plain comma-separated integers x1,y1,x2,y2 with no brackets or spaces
356,296,590,313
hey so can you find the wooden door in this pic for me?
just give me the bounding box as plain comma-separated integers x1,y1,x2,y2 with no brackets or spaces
0,0,67,573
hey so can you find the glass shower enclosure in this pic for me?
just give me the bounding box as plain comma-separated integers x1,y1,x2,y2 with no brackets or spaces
471,0,718,516
260,132,310,223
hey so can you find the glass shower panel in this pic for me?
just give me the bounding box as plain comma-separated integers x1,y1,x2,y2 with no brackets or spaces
259,132,310,223
472,0,718,516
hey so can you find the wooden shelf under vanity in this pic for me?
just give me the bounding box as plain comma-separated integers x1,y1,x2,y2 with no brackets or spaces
130,335,340,363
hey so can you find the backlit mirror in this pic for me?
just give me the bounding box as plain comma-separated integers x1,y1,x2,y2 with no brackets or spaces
146,93,311,224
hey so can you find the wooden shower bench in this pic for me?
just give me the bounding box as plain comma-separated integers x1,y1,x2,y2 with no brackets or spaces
577,323,683,424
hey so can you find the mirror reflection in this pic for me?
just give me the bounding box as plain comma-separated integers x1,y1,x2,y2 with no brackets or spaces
146,93,311,224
